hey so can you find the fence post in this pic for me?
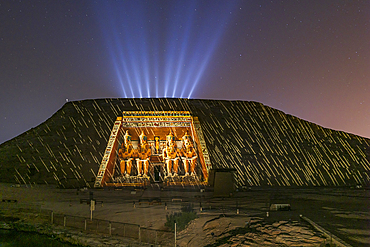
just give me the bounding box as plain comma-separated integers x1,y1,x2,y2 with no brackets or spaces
139,226,141,242
63,215,66,227
109,222,112,236
155,230,157,245
175,221,177,247
51,211,54,224
84,219,87,231
123,224,125,237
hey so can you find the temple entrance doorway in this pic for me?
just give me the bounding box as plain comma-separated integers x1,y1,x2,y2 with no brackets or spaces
153,165,161,182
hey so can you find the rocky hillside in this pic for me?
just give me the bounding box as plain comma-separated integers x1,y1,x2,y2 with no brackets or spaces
0,98,369,188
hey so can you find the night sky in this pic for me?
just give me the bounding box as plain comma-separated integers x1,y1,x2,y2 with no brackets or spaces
1,0,369,144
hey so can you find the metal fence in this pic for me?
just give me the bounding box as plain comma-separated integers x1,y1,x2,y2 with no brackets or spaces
0,203,174,246
46,211,174,245
49,211,174,245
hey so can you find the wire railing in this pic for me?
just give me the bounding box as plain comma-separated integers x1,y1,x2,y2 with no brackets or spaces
0,203,174,246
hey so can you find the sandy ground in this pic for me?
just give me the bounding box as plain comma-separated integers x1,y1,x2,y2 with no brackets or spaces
1,184,369,246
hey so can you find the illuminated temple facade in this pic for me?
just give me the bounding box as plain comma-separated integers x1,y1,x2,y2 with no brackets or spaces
4,98,370,187
94,111,211,187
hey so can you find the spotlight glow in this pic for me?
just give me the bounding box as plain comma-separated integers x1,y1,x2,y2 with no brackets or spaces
96,1,236,99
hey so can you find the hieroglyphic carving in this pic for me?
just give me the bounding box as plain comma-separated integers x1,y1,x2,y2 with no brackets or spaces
121,111,192,128
122,120,191,128
193,117,212,173
94,119,121,187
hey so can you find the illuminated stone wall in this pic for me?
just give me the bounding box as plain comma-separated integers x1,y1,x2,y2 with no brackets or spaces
94,111,211,187
1,98,369,187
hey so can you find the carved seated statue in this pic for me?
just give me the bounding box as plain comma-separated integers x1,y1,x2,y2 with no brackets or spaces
136,131,151,178
182,131,192,144
123,130,131,145
162,130,180,177
118,138,135,177
181,133,197,176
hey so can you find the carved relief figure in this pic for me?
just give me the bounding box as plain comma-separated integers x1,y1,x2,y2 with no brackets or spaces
136,131,151,178
162,130,180,177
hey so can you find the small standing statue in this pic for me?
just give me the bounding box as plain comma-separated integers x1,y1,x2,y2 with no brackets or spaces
162,130,180,177
181,131,197,176
154,136,161,154
136,131,151,178
119,130,135,177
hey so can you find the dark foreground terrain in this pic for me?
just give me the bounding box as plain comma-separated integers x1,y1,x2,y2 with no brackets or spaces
234,187,370,247
1,183,369,246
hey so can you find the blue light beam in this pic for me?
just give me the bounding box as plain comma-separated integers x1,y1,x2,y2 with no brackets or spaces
95,1,236,99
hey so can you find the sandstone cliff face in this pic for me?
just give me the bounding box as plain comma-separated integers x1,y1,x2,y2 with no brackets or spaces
1,98,369,187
